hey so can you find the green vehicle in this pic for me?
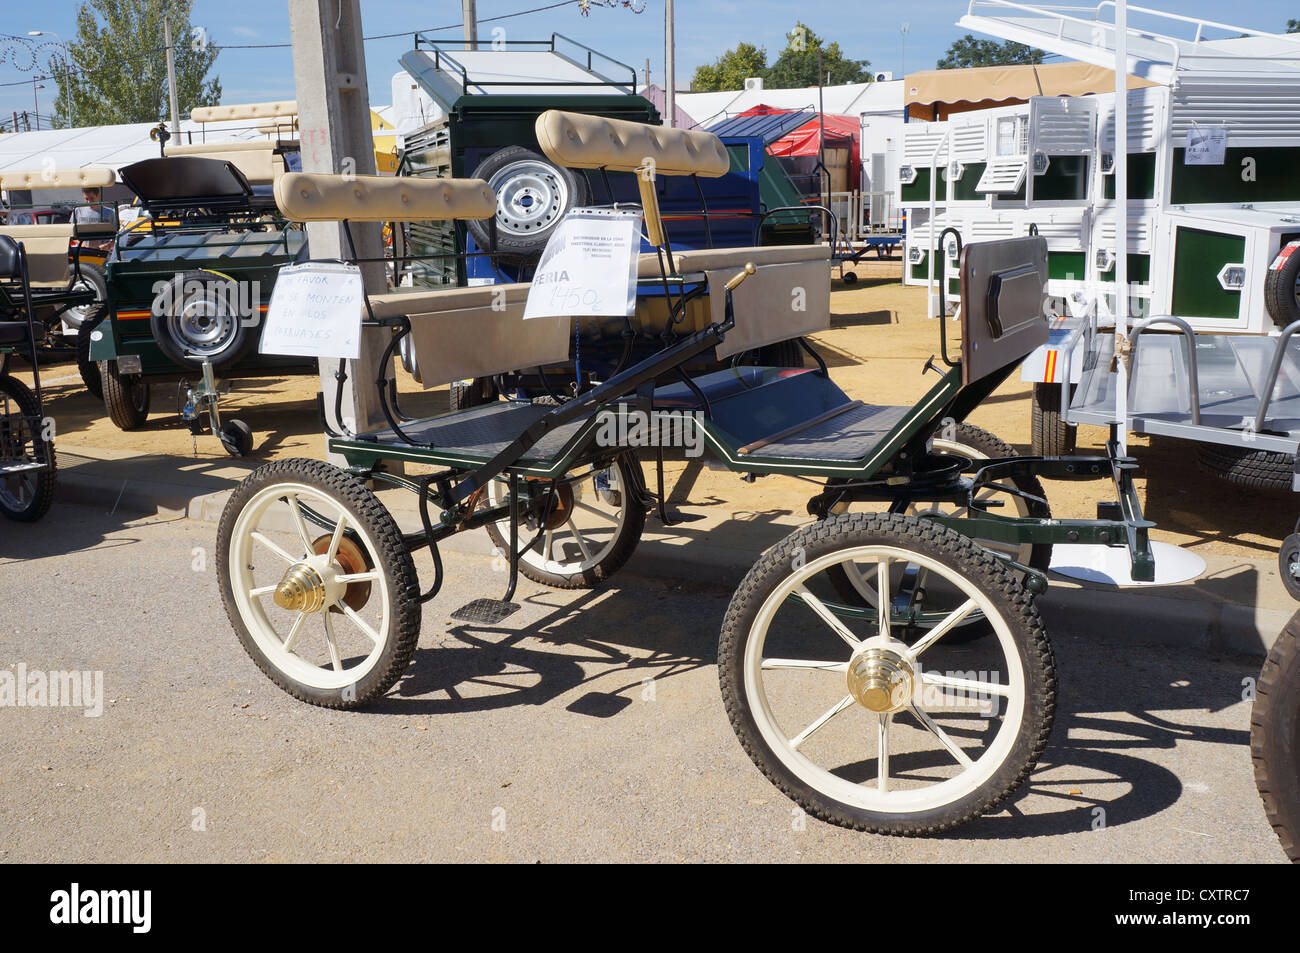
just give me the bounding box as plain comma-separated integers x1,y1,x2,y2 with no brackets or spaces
86,152,309,455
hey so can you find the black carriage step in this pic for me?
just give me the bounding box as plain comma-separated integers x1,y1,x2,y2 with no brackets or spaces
450,598,521,625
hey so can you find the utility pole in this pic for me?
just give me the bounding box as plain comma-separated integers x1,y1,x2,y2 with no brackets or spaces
900,23,909,78
31,76,46,130
164,15,181,137
462,0,477,47
664,0,676,127
644,57,650,92
287,0,392,465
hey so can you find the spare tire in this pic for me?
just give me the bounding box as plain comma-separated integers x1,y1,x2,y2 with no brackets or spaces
150,270,258,369
1265,240,1300,330
466,146,590,261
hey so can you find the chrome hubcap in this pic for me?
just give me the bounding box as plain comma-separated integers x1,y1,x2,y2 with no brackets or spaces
846,639,915,713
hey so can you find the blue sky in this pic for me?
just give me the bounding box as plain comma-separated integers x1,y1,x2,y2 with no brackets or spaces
1,0,1298,123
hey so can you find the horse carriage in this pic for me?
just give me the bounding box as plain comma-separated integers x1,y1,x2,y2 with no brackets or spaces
215,111,1156,834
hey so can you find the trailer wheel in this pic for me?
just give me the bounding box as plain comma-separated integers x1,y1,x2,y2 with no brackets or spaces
151,270,258,370
1031,382,1076,455
217,458,421,708
484,453,646,589
64,263,107,330
466,146,591,261
1265,241,1300,330
1251,612,1300,861
1196,443,1295,492
100,360,151,430
76,308,105,399
719,513,1055,834
0,374,56,522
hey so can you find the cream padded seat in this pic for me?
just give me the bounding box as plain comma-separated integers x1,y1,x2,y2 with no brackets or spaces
368,282,528,320
0,224,77,286
274,172,495,223
535,110,729,177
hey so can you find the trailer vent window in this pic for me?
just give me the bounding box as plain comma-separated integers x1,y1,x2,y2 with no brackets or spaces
899,165,918,185
1217,264,1246,291
1095,248,1114,272
1101,153,1115,175
974,157,1028,194
995,115,1028,157
908,245,925,265
947,161,964,181
1032,152,1050,176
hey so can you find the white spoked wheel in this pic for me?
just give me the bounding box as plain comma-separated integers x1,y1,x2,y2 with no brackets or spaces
484,453,646,589
217,458,420,708
720,513,1054,834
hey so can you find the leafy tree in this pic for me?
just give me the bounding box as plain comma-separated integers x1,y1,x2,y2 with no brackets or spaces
1288,18,1300,33
936,34,1044,69
49,0,221,128
764,23,871,88
691,42,768,92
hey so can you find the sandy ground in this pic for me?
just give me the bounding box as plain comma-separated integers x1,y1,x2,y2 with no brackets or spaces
16,265,1293,558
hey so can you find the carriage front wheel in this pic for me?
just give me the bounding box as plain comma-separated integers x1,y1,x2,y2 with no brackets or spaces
719,513,1056,834
216,458,421,708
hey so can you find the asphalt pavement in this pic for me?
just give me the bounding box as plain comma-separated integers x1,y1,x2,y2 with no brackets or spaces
0,503,1287,862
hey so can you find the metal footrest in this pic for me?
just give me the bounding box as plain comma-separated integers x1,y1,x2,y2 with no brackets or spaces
449,598,521,624
0,460,45,475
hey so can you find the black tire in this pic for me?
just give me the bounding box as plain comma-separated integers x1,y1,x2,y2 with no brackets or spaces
449,377,497,412
756,338,805,368
719,513,1055,835
484,453,646,588
217,458,422,709
150,270,258,369
76,307,106,400
1251,614,1300,862
219,419,254,457
1031,382,1076,456
1264,241,1300,331
0,374,55,522
841,271,858,285
100,360,151,430
466,146,591,261
64,263,107,330
1196,442,1294,491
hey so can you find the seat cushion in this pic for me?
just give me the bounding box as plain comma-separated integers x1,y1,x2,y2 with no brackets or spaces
367,282,530,320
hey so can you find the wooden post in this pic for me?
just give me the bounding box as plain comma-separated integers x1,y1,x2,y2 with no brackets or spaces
287,0,396,468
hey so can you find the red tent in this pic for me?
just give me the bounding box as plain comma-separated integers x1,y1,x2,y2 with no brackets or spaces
769,113,861,176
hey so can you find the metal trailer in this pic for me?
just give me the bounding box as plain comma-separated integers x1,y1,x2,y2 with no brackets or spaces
902,5,1300,480
86,153,310,455
214,111,1157,835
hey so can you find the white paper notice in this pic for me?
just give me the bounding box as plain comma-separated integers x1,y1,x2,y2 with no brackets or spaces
260,262,364,360
523,208,642,319
1185,126,1226,166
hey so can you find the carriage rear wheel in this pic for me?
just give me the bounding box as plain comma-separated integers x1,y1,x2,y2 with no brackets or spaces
1251,614,1300,861
0,374,55,522
720,513,1055,834
217,458,421,708
483,453,646,588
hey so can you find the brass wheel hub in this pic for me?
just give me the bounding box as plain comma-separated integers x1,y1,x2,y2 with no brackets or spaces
847,642,916,713
274,563,327,614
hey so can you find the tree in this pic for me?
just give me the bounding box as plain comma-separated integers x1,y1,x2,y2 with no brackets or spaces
1288,18,1300,33
691,42,768,92
49,0,220,128
764,23,871,88
936,34,1044,69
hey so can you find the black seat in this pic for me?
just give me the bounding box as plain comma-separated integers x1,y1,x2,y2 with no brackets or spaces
0,236,21,279
0,322,29,346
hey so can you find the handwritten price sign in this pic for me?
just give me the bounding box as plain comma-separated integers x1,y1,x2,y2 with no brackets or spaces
523,209,642,320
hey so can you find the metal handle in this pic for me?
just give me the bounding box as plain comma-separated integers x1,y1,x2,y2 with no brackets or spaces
725,262,757,291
